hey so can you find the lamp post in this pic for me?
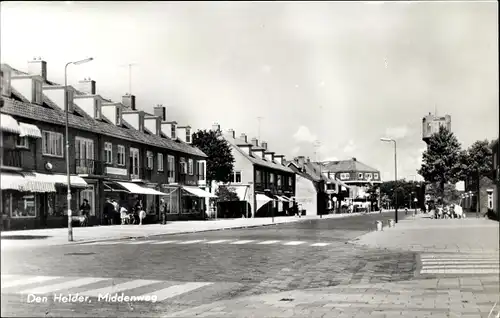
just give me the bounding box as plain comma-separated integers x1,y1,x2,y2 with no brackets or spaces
380,137,398,223
65,57,94,242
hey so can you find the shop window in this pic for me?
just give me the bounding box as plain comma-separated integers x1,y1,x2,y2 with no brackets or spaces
9,193,36,218
47,191,78,216
162,187,179,214
146,194,157,215
79,185,95,216
256,170,262,183
16,136,29,149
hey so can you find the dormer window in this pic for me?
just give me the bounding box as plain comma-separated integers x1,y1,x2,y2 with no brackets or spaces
171,124,176,139
32,80,43,104
185,128,191,143
116,107,122,125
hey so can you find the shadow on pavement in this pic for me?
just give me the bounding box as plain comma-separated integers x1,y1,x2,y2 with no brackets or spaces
1,235,51,240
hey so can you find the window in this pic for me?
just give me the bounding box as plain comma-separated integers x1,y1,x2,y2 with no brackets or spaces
374,173,379,180
186,128,191,143
116,107,122,125
358,173,364,179
270,173,275,183
9,193,36,218
171,124,176,139
147,151,154,169
104,142,112,164
32,80,43,104
16,136,29,149
340,173,350,180
277,175,282,187
256,170,262,183
94,99,101,119
197,161,206,180
168,155,176,181
158,153,164,171
180,157,187,174
232,171,242,183
365,173,373,180
188,159,194,175
42,131,64,157
117,145,126,166
288,176,292,186
75,137,94,160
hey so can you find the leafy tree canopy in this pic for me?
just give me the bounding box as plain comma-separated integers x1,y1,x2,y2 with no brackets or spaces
465,140,493,178
418,126,462,193
214,186,240,203
379,180,425,208
192,129,235,184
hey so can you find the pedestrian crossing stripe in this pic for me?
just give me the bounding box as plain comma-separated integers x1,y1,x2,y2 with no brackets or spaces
0,274,213,302
420,253,500,274
79,239,334,247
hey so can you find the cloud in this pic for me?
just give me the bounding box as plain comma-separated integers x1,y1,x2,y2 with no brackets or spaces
293,126,317,143
322,156,339,162
385,126,409,139
343,140,356,153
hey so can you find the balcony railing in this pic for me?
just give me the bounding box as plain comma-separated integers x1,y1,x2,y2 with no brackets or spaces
2,148,22,169
75,159,103,175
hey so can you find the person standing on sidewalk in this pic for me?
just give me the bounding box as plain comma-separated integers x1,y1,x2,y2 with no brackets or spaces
159,198,167,225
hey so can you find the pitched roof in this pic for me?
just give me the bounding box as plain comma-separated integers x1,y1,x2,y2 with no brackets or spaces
223,135,293,173
321,158,379,173
1,97,206,157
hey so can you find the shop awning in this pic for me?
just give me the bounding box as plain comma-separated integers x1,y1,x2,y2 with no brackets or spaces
116,182,167,195
182,186,217,198
22,172,87,189
104,181,130,193
19,122,42,138
1,172,25,190
275,195,290,202
256,193,273,211
1,114,20,134
233,186,250,201
282,196,292,202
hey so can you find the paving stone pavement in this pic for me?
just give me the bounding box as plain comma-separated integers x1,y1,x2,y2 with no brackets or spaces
165,276,500,318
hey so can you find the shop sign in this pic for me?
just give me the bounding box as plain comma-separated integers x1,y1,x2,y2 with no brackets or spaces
105,167,128,176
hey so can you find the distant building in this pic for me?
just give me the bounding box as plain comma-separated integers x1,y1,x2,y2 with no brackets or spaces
422,112,451,144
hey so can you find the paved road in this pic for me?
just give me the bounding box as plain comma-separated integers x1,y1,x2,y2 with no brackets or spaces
1,211,412,317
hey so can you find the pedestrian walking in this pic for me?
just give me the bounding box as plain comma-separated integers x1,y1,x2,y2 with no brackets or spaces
139,209,146,225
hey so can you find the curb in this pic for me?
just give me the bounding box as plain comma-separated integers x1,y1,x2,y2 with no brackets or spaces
69,212,369,246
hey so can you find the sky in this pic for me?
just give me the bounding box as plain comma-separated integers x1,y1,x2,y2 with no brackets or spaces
1,1,498,181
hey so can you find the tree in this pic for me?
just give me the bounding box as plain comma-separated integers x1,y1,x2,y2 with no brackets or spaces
192,129,235,186
213,186,240,203
379,180,425,209
462,140,493,216
418,126,462,201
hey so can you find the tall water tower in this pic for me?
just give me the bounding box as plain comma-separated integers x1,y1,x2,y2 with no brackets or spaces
422,112,451,144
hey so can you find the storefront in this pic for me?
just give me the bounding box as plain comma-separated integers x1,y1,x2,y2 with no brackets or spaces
1,172,88,230
157,185,215,220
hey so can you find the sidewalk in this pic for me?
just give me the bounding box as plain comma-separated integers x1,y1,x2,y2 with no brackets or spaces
166,276,500,317
351,213,500,253
1,212,369,250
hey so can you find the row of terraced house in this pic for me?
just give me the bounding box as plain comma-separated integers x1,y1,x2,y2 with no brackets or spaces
1,58,384,231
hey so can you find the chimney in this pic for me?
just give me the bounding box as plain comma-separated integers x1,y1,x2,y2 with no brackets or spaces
297,156,305,166
154,104,166,121
352,157,357,161
27,57,47,81
122,94,136,110
240,133,247,143
306,157,311,163
212,122,221,132
251,138,259,147
227,129,235,138
261,141,268,150
78,78,96,95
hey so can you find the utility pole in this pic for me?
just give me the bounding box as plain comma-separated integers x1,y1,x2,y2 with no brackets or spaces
257,117,263,140
313,140,324,218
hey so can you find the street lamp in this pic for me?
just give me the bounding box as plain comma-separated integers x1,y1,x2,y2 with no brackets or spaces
380,137,398,223
65,57,94,242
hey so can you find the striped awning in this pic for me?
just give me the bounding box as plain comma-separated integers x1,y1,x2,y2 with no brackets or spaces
0,172,25,190
19,122,42,138
22,172,87,189
0,114,20,135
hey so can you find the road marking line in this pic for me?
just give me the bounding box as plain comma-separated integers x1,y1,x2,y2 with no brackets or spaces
78,279,160,297
1,276,59,289
177,240,205,245
139,282,212,301
206,240,232,244
421,269,500,274
126,240,157,245
284,241,305,246
230,240,255,245
81,242,121,246
257,240,281,245
422,260,499,264
310,243,331,247
18,277,109,295
422,264,500,269
150,240,180,245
